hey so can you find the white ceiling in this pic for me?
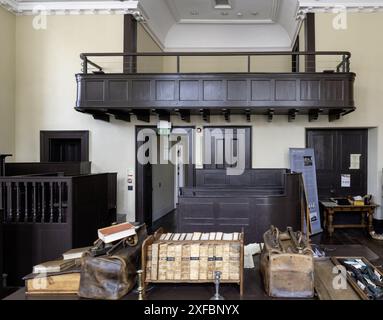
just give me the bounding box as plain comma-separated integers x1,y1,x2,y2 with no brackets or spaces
165,0,279,24
139,0,301,52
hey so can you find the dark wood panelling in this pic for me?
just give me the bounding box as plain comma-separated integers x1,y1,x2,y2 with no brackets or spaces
301,80,320,100
5,162,91,176
156,80,175,101
324,80,344,101
203,80,224,101
0,173,116,286
178,171,302,243
179,80,199,101
132,80,151,101
227,80,247,101
196,169,287,188
85,81,104,101
109,81,129,101
275,80,296,101
76,73,356,116
251,80,271,101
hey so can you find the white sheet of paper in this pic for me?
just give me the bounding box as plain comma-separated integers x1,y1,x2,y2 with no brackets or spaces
341,174,351,187
349,154,361,170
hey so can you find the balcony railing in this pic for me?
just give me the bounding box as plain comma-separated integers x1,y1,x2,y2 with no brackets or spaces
79,51,351,74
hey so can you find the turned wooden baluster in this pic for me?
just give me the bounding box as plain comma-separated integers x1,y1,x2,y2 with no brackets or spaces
32,182,36,222
6,182,12,222
16,182,20,222
58,182,63,223
42,182,45,222
49,182,54,222
24,182,28,222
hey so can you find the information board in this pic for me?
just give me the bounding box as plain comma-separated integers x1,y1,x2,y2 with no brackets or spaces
289,148,322,235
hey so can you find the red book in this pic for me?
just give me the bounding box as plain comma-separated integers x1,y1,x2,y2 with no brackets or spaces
98,222,136,243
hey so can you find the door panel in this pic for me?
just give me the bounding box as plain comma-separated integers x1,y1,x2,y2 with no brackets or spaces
307,129,368,199
307,130,337,198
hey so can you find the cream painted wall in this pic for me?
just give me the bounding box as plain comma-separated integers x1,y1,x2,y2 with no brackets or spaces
0,7,15,157
163,55,291,73
14,15,131,213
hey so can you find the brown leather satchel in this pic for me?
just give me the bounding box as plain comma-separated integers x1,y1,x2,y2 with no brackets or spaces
78,224,147,300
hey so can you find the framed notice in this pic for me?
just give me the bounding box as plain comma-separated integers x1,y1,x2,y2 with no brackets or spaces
289,148,323,235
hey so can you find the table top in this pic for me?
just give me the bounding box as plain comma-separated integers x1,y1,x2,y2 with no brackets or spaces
320,200,377,209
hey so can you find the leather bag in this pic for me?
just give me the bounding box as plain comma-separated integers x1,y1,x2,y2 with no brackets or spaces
78,224,147,300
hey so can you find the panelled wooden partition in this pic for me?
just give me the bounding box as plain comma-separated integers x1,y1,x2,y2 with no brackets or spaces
0,173,117,286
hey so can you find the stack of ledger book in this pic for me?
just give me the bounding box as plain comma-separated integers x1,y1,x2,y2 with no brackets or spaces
24,246,91,295
145,232,242,282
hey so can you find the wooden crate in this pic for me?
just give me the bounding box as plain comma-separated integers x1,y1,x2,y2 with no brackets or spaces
141,229,244,295
331,256,383,300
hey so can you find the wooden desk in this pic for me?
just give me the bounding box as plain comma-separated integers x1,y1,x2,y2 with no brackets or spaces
320,201,377,237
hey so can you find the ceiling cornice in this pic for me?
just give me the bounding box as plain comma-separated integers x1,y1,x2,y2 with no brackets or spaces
0,0,140,15
299,1,383,14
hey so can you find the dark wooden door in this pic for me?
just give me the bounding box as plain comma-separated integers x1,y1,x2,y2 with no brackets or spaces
306,129,368,199
203,127,251,169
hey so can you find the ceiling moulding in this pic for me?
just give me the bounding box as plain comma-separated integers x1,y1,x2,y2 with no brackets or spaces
165,0,279,25
299,1,383,14
0,0,141,16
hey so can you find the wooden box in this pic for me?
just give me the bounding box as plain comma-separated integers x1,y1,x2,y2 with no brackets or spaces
260,227,314,298
142,229,244,295
331,256,383,300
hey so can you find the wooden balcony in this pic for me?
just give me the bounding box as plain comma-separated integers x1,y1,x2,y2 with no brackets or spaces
75,51,355,122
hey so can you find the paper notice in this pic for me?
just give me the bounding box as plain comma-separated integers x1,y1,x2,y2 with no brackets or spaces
341,174,351,187
349,154,361,170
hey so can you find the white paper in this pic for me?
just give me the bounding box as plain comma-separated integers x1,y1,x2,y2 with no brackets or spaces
341,174,351,187
349,154,361,170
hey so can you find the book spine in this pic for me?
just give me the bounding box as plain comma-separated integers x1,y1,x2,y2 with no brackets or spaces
199,244,208,280
207,244,215,280
145,245,152,281
151,243,159,280
166,244,175,280
222,243,230,280
190,243,200,280
214,244,224,275
229,243,241,280
181,244,191,280
158,244,168,280
174,244,183,280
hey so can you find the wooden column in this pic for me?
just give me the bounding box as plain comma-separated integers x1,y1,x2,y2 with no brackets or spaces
305,13,316,72
292,36,299,72
124,14,137,73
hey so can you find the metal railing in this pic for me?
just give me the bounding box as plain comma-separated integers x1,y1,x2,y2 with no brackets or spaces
79,51,351,74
